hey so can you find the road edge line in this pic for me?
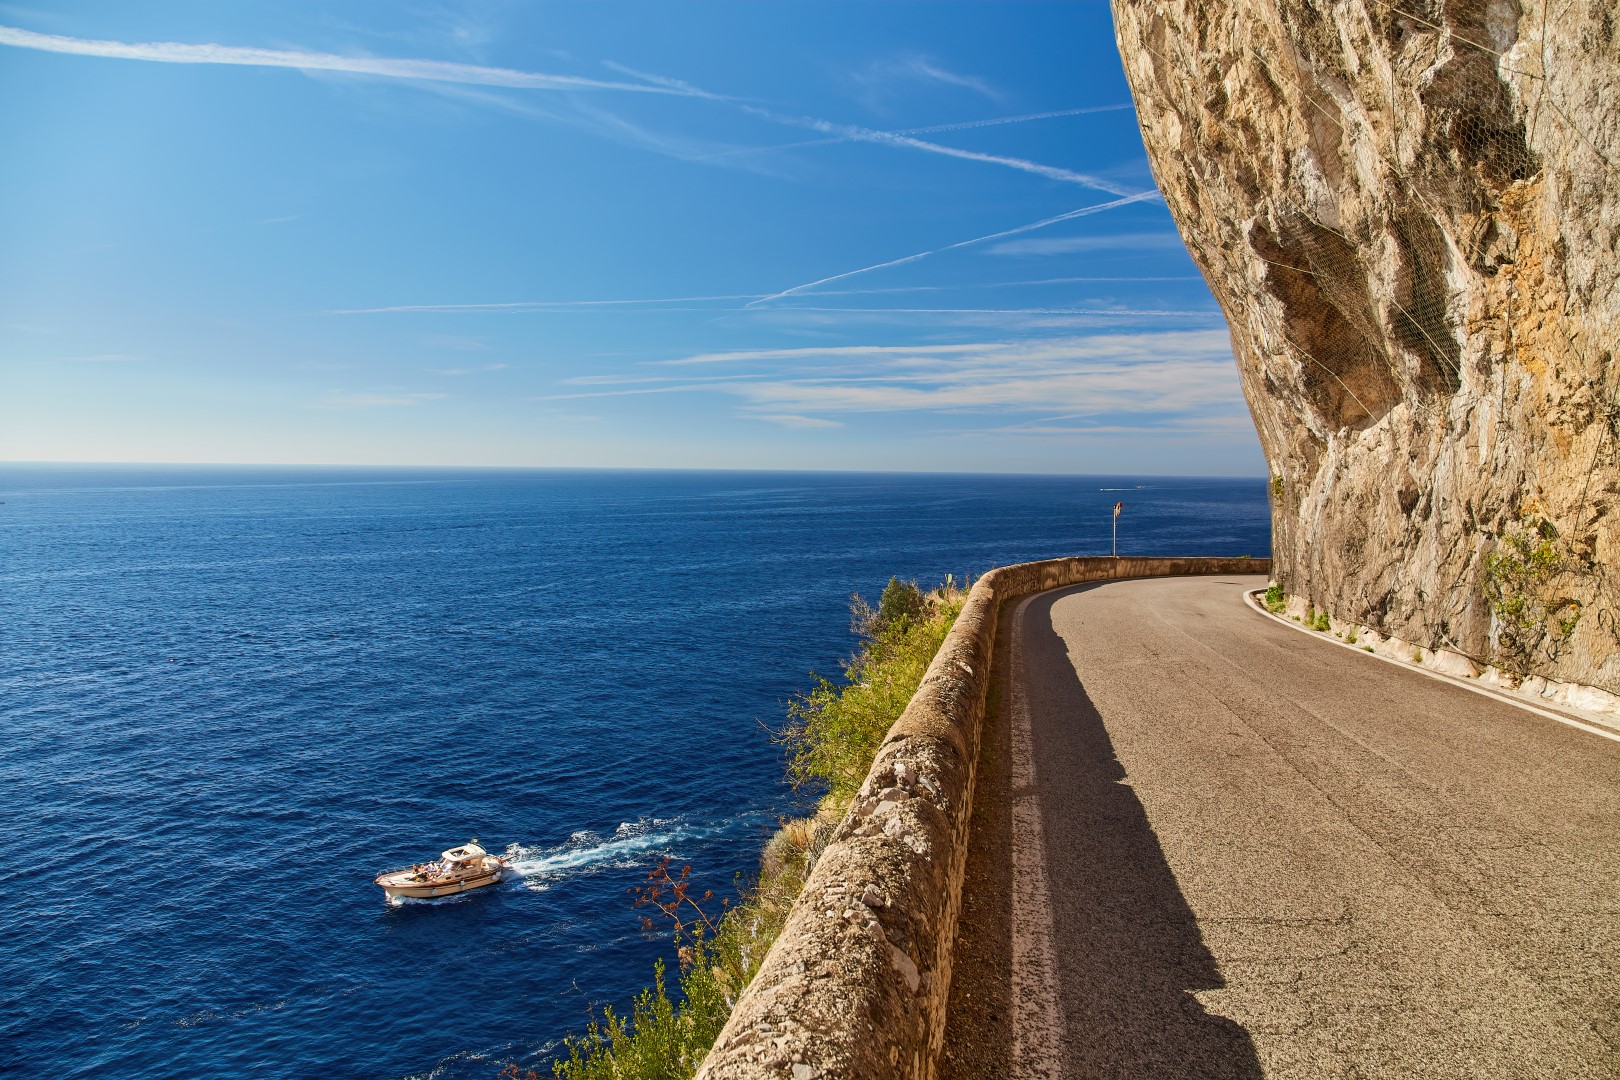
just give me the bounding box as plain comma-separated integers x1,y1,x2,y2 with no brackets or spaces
1241,587,1620,745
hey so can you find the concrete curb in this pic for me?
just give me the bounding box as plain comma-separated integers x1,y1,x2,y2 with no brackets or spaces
695,556,1269,1080
1243,588,1620,743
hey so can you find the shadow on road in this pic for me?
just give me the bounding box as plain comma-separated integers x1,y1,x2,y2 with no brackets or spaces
1024,585,1263,1079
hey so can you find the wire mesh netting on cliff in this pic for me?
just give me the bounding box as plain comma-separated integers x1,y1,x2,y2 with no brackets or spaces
1121,0,1619,685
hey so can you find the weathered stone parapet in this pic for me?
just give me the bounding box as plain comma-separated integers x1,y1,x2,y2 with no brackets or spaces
696,556,1269,1080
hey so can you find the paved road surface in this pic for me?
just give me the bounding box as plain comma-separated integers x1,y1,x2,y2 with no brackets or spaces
941,574,1619,1079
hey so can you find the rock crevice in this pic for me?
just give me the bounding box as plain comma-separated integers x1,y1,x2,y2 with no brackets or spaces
1113,0,1619,692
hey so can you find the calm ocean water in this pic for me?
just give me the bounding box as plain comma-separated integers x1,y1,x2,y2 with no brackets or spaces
2,465,1268,1078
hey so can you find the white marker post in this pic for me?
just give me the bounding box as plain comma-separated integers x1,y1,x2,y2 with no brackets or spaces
1112,500,1123,557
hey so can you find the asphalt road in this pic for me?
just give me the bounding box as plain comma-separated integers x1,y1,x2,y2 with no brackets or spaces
940,574,1620,1079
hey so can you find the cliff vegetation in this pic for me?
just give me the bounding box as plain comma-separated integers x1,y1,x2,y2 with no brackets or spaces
516,578,965,1080
1111,0,1619,698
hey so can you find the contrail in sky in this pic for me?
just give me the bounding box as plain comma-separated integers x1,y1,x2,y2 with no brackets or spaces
700,104,1136,160
333,294,761,315
603,61,1132,195
903,104,1134,134
0,24,714,95
733,104,1134,194
746,191,1164,307
333,276,1203,316
779,307,1218,317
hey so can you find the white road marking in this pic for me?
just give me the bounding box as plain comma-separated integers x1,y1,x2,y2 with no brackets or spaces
1242,587,1620,745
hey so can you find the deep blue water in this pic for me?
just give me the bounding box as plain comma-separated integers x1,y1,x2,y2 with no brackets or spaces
1,465,1269,1078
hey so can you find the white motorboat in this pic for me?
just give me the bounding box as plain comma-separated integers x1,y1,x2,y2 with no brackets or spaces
375,840,509,900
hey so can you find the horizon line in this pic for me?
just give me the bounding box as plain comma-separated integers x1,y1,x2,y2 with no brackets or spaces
0,458,1268,480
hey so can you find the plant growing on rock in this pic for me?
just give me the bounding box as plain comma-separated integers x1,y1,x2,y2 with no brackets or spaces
1483,514,1580,672
783,579,965,807
549,845,820,1080
542,577,964,1079
1264,583,1286,613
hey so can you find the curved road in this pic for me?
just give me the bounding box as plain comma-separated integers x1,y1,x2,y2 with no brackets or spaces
942,574,1619,1079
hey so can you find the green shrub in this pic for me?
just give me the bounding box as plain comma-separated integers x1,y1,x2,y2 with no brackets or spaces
1264,583,1286,614
783,584,964,807
1307,609,1331,632
1483,514,1578,669
545,580,964,1079
550,849,813,1080
874,577,927,636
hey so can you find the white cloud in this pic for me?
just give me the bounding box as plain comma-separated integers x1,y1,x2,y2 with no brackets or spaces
844,54,1004,109
421,333,492,352
748,191,1163,306
972,413,1259,438
698,104,1134,164
330,277,1208,319
901,104,1134,135
734,103,1134,195
775,306,1217,318
601,60,1131,195
539,330,1246,429
316,392,447,408
333,293,760,315
562,99,772,167
0,24,711,95
656,343,986,367
899,57,997,98
531,384,703,402
430,362,507,376
747,414,845,429
989,231,1187,256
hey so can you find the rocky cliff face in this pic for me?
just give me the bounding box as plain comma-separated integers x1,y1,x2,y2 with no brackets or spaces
1112,0,1620,693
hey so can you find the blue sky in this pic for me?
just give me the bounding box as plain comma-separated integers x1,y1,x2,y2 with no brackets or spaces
0,1,1263,475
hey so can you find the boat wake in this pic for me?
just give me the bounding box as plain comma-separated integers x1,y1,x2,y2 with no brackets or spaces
502,818,698,892
381,815,767,904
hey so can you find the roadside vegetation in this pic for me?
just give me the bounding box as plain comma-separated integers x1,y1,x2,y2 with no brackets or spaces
782,577,966,805
1484,513,1580,671
512,577,965,1080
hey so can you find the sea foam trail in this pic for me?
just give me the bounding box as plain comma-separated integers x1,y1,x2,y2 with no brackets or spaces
504,818,698,889
502,813,778,890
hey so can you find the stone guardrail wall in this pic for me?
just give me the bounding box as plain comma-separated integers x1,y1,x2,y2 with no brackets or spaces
696,555,1271,1080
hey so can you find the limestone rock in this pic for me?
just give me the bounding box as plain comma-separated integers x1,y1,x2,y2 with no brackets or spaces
1111,0,1619,692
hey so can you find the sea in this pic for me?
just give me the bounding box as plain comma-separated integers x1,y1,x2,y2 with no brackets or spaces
1,465,1270,1078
